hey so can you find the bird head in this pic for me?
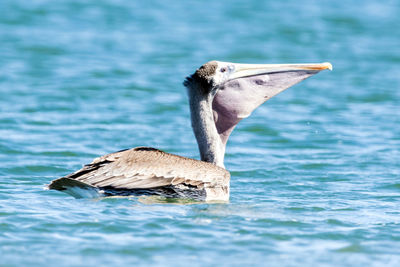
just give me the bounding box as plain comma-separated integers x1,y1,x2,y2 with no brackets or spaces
184,60,332,145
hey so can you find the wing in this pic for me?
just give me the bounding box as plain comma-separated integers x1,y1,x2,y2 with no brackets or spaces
48,147,230,194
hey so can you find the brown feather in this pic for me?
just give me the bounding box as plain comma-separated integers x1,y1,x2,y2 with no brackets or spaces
48,147,230,201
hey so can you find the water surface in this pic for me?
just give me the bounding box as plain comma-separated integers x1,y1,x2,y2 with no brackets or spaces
1,0,399,266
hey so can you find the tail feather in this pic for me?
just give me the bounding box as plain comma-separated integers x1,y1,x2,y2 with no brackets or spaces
48,178,103,199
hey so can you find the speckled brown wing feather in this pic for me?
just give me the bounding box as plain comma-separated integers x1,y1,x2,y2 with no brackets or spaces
49,147,230,192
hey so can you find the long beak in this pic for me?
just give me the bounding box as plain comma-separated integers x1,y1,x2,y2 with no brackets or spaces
228,62,333,80
213,60,332,148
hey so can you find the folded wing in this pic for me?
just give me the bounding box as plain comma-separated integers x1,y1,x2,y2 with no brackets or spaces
48,147,230,200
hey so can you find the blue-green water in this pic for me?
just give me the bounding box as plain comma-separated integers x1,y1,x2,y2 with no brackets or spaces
1,0,399,266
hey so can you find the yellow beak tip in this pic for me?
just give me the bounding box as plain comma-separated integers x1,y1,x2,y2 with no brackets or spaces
323,62,333,71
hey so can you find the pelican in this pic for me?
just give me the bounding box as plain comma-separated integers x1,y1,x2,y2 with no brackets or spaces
48,60,332,201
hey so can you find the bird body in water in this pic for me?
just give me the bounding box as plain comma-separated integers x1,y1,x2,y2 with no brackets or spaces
48,60,332,201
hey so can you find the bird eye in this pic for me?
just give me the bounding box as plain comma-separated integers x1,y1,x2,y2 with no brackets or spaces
220,67,227,73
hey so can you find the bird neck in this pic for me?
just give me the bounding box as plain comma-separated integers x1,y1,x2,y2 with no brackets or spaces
188,87,226,168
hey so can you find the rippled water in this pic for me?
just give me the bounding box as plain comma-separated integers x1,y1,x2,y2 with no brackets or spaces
1,0,399,266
